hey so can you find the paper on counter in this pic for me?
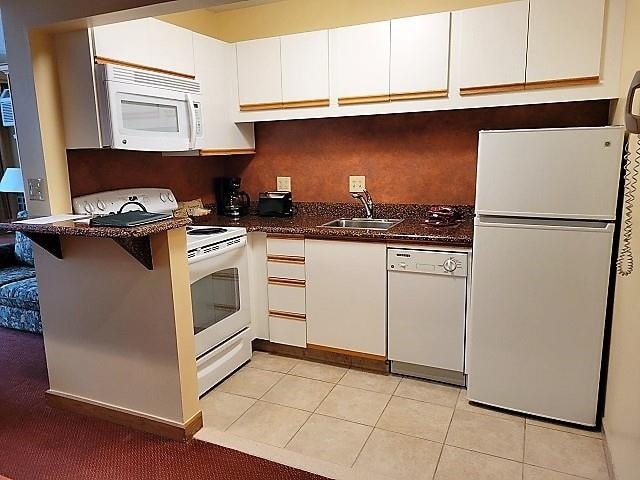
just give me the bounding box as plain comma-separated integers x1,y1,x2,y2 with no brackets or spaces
15,214,93,224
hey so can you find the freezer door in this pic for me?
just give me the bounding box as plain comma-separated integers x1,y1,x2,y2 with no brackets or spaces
467,217,614,425
476,127,624,220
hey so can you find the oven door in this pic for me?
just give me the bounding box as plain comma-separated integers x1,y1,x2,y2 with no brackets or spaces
189,242,251,358
103,80,202,152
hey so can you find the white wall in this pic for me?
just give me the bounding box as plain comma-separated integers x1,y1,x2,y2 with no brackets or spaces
605,3,640,480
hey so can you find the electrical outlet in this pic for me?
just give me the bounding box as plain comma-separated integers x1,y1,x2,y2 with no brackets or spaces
349,176,366,193
27,178,45,201
277,176,291,192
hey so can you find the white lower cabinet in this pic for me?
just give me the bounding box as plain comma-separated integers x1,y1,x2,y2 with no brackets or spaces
268,315,307,348
305,240,387,357
266,236,307,347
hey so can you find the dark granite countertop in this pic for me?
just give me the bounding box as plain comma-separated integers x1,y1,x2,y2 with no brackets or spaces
0,216,192,238
194,203,474,247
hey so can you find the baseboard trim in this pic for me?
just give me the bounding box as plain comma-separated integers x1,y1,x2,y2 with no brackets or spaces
252,339,388,373
601,419,617,480
45,391,203,441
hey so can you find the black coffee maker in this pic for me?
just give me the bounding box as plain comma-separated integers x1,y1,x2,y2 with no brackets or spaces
214,177,250,218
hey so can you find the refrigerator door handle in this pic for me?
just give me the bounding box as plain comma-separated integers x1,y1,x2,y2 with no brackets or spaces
475,216,615,234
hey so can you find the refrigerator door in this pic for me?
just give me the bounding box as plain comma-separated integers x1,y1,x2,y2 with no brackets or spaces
467,216,614,425
476,127,624,220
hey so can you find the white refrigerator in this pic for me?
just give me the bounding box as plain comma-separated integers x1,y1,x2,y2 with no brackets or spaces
467,126,624,426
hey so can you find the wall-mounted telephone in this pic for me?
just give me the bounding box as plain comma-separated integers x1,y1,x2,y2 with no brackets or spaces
617,71,640,276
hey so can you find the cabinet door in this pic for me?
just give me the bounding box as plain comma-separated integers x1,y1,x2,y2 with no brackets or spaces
456,0,529,95
147,20,195,77
390,12,450,100
236,37,283,110
332,21,391,104
305,240,386,357
93,18,195,76
526,0,605,87
281,30,329,107
192,33,254,153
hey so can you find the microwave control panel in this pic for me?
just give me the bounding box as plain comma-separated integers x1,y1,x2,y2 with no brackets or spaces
194,102,203,137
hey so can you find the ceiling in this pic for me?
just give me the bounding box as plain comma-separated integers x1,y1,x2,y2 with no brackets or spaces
206,0,284,12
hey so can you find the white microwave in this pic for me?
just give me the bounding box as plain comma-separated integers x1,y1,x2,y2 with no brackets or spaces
95,64,204,152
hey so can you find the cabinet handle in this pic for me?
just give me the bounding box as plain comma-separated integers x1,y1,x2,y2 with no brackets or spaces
283,99,330,109
338,94,390,105
239,102,284,111
389,90,448,101
94,56,195,80
524,76,599,91
267,255,305,265
269,310,306,321
266,233,305,240
268,277,306,287
460,83,525,95
199,148,255,156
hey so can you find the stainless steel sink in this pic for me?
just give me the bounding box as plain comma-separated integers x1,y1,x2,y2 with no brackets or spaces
319,218,404,230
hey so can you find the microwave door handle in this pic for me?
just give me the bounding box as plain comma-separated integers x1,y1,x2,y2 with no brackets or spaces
185,93,197,149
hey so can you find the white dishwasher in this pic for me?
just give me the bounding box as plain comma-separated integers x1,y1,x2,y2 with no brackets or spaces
387,248,468,386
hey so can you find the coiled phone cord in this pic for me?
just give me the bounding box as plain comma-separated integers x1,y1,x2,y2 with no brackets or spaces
617,135,640,276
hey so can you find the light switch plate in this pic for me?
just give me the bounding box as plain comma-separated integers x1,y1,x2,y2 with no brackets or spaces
27,178,45,201
277,176,291,192
349,176,366,193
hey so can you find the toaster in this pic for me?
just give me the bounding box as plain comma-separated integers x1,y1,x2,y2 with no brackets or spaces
258,191,294,217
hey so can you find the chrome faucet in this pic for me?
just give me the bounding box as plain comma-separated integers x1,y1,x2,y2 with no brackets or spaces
352,190,374,219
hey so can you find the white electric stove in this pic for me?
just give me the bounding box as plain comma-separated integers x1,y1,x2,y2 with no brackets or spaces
72,188,252,396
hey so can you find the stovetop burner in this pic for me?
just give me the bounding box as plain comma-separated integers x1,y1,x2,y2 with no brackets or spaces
187,227,228,235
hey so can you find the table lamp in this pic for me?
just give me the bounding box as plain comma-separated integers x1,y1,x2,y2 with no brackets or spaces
0,167,26,212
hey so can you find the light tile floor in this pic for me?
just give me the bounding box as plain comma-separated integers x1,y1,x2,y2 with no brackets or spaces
196,351,610,480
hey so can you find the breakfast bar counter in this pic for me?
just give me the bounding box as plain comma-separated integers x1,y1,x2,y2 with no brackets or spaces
0,216,191,270
0,216,191,237
6,215,201,440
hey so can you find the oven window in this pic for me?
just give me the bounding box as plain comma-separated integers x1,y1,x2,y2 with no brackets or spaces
121,100,179,132
191,268,240,334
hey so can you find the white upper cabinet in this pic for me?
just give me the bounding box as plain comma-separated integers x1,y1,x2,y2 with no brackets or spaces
456,0,529,94
390,12,451,100
93,18,195,76
331,21,391,104
526,0,605,86
236,37,283,109
281,30,330,106
192,33,254,153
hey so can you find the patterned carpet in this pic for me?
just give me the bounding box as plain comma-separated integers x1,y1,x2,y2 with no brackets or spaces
0,327,328,480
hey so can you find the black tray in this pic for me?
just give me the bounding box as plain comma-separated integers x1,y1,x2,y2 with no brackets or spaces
89,211,173,227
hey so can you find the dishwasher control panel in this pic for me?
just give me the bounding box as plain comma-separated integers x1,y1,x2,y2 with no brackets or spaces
387,248,468,277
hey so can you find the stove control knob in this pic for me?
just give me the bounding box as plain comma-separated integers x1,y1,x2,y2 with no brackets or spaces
96,200,106,211
443,258,457,273
168,192,175,202
160,192,168,202
83,202,95,214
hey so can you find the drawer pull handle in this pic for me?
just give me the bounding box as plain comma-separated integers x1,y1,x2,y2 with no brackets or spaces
269,310,306,321
268,255,305,265
268,277,306,287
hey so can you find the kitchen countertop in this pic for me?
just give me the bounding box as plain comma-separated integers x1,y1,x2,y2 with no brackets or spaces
194,203,474,247
0,216,192,238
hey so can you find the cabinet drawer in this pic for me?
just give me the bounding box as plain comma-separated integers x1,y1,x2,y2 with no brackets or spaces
267,257,305,280
269,315,307,348
266,237,305,257
268,280,306,314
